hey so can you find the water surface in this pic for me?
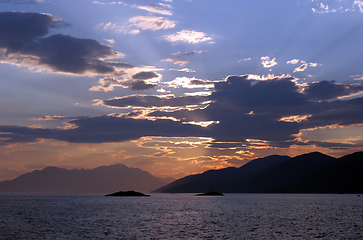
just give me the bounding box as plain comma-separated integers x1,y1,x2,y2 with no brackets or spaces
1,193,362,239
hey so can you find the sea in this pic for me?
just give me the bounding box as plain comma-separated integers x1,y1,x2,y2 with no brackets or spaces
0,193,362,239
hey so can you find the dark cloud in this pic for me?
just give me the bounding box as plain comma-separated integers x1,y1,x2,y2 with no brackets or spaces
90,69,160,91
94,71,160,91
162,50,205,66
0,116,206,144
2,75,363,148
132,71,158,80
183,50,205,56
31,115,86,121
268,139,358,150
0,12,63,48
207,142,243,149
151,75,363,144
303,80,363,100
212,75,306,108
150,108,209,122
305,140,356,150
103,95,207,108
108,62,135,68
35,34,118,74
0,12,123,75
96,77,120,89
129,80,157,91
1,12,162,92
302,97,363,128
190,79,215,86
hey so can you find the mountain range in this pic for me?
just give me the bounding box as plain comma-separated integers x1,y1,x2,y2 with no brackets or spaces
1,151,362,194
0,164,167,193
152,151,363,194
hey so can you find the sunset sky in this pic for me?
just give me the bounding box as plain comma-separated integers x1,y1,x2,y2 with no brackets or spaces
1,0,363,181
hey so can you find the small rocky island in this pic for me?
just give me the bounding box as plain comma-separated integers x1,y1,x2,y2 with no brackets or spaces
195,191,224,196
105,190,150,197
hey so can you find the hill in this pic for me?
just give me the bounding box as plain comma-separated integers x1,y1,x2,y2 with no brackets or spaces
152,151,363,193
0,164,166,193
153,155,290,193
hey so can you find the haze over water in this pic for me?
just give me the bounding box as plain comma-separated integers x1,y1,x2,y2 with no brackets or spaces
1,193,362,239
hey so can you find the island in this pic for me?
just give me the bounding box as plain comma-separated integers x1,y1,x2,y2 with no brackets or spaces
195,191,224,196
105,190,150,197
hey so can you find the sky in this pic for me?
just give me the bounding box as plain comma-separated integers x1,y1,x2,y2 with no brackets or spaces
1,0,363,181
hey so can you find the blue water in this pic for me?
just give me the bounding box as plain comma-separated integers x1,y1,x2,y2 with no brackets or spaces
0,193,362,239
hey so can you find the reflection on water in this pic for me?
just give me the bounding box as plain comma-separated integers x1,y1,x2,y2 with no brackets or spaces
1,193,362,239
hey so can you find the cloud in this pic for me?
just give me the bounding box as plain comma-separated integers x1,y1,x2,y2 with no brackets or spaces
246,74,292,81
127,71,160,90
352,75,363,80
311,0,363,13
293,62,321,73
211,75,305,109
164,30,213,44
32,115,68,121
354,0,363,12
102,95,207,108
238,58,251,63
162,58,189,66
151,75,363,145
161,50,206,66
0,116,206,144
294,63,309,72
95,22,117,31
92,2,173,15
2,75,363,151
287,59,300,64
303,80,363,100
0,12,124,75
279,115,311,123
135,3,173,15
286,59,321,72
127,81,158,91
0,12,64,40
128,16,175,30
90,68,162,92
168,68,195,72
104,39,115,45
28,35,121,74
261,56,277,68
183,50,206,56
132,71,158,80
90,77,119,92
0,12,163,92
120,71,161,90
164,77,216,89
96,16,175,34
128,29,140,35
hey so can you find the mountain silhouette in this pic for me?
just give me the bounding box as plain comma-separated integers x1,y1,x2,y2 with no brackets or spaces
153,155,290,193
152,151,363,193
0,164,165,193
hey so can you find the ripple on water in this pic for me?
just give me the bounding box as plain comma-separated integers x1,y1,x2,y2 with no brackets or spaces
0,193,362,239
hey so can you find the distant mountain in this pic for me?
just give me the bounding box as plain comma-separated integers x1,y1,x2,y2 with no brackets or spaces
0,164,166,193
152,152,363,193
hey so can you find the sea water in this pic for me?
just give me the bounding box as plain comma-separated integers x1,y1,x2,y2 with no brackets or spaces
0,193,362,239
